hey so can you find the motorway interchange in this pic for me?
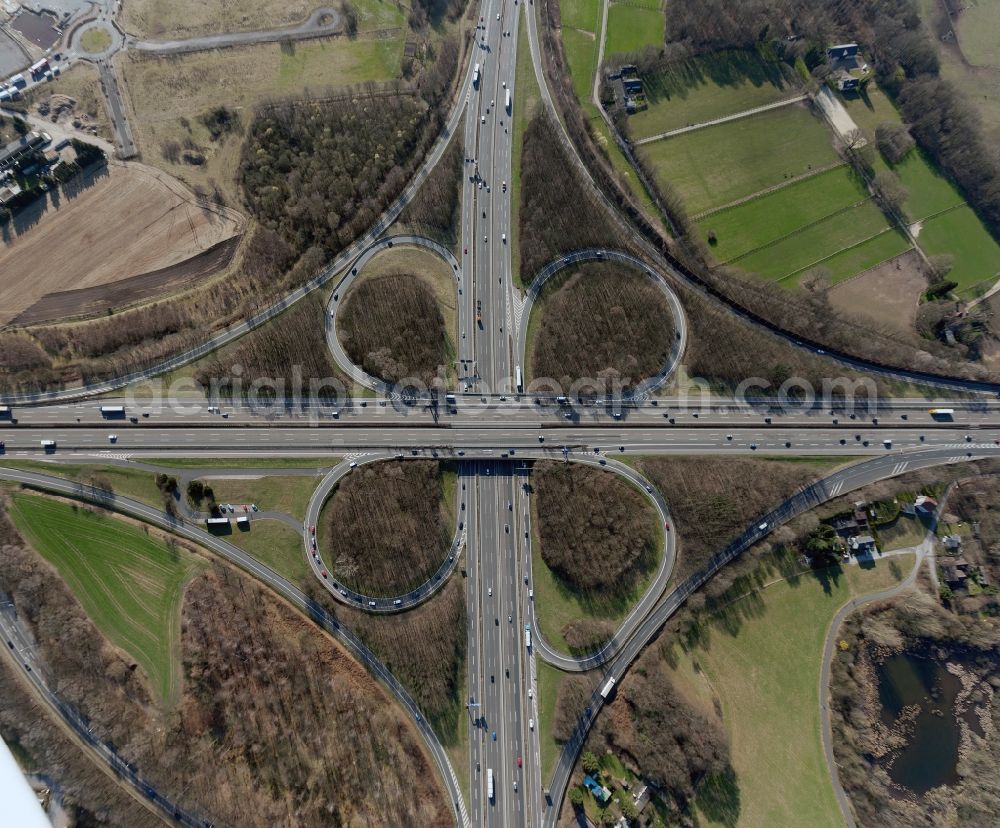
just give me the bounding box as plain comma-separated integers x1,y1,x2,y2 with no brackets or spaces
5,0,1000,826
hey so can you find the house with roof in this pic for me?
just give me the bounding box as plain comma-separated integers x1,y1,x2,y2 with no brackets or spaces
850,534,877,555
941,557,970,586
943,534,963,551
583,774,612,805
914,495,939,515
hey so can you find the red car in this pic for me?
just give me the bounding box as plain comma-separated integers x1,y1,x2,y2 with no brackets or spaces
517,756,522,768
321,570,328,579
665,521,671,531
310,525,316,535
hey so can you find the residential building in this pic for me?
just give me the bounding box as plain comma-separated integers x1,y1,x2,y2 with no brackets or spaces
828,43,859,61
583,774,611,805
850,535,876,554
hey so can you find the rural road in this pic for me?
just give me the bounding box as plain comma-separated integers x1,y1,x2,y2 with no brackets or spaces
126,6,342,55
633,95,809,145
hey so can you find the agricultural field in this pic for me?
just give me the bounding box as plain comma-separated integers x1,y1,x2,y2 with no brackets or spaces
731,202,907,285
7,492,200,704
116,26,405,205
604,0,664,57
698,165,867,263
627,49,801,140
892,148,965,222
638,103,839,215
839,79,1000,297
0,164,242,326
918,206,1000,296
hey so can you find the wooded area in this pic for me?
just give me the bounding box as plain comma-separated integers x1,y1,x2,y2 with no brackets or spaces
339,273,450,387
534,462,657,593
518,112,632,283
240,94,439,261
530,263,674,391
0,498,448,826
320,460,453,595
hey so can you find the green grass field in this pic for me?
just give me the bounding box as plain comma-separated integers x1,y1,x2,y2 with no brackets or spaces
699,165,864,261
191,475,321,523
0,460,165,507
8,492,199,705
143,458,337,470
639,104,839,215
226,519,311,586
604,1,664,57
537,660,564,782
563,27,600,103
560,0,601,31
893,149,966,222
627,49,799,140
731,200,895,282
674,554,913,827
918,206,1000,296
954,0,1000,68
838,86,902,136
800,228,912,284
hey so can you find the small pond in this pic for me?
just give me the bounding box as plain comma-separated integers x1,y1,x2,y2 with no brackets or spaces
877,651,962,793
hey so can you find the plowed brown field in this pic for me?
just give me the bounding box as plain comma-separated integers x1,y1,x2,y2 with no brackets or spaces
0,162,243,325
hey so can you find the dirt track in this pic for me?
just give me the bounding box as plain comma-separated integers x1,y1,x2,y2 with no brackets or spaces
0,162,244,326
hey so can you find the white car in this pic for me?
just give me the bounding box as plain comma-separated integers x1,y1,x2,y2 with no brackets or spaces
488,587,492,596
529,718,534,730
496,12,500,19
481,115,485,123
108,434,118,443
528,688,533,698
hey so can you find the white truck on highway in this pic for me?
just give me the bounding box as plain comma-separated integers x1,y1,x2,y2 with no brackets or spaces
524,624,531,649
600,677,616,699
40,439,56,451
473,63,480,88
505,87,511,112
487,768,494,800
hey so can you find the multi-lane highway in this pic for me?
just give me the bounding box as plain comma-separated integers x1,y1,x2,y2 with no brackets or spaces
460,0,538,823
